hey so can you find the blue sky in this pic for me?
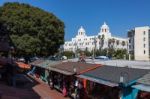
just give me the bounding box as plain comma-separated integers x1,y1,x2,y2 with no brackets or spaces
0,0,150,41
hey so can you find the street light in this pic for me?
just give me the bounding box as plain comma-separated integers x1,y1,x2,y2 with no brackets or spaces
58,45,63,60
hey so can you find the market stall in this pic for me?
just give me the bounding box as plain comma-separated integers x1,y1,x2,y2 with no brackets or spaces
29,59,61,82
77,66,149,99
49,62,101,98
132,72,150,99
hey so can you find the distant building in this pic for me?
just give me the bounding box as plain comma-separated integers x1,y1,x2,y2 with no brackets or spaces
63,22,128,52
128,26,150,61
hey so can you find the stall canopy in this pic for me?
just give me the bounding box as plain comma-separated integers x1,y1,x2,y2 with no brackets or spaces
132,72,150,92
49,62,101,75
78,66,149,87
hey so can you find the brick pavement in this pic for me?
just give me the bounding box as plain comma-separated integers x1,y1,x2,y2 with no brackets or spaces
30,75,70,99
0,75,70,99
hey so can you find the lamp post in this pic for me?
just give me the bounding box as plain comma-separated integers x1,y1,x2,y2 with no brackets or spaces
59,45,63,60
74,41,78,58
93,36,97,60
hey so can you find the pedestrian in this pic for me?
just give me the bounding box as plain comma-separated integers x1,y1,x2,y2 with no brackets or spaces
62,83,67,97
75,81,87,99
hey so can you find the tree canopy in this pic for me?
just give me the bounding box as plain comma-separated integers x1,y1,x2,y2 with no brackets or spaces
0,2,65,56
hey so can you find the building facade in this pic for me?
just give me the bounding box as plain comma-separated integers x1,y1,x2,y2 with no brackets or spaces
128,26,150,61
64,22,128,52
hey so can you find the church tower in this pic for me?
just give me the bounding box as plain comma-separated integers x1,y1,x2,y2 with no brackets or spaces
76,26,87,37
98,22,111,39
100,22,110,33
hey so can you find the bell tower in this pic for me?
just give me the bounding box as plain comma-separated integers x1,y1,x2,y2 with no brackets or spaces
100,22,110,33
98,22,111,38
76,26,86,37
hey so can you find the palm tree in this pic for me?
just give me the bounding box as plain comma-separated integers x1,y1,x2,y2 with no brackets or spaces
121,41,126,47
112,38,115,48
116,40,119,46
108,39,112,48
98,34,105,50
108,38,115,48
108,38,115,58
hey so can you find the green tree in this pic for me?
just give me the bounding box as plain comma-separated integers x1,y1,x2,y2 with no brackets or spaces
108,38,115,48
0,2,65,56
108,39,112,48
107,38,115,57
95,49,101,56
84,48,92,56
114,49,127,59
107,48,115,58
100,48,107,56
62,51,74,59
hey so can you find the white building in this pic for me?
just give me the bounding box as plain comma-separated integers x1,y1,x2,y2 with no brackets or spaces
64,22,128,52
128,26,150,61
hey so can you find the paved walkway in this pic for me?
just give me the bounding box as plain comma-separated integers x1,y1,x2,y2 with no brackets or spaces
29,75,70,99
0,75,70,99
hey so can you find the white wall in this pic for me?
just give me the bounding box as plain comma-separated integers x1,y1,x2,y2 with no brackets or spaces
134,26,150,61
63,23,128,53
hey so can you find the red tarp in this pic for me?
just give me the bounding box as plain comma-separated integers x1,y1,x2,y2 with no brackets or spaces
16,62,31,69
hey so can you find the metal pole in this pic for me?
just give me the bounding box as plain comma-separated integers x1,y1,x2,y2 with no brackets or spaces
93,36,97,60
92,41,94,60
75,41,77,58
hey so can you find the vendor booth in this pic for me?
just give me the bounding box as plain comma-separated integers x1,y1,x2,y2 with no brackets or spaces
132,72,150,99
29,59,61,82
77,66,149,99
49,62,101,98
